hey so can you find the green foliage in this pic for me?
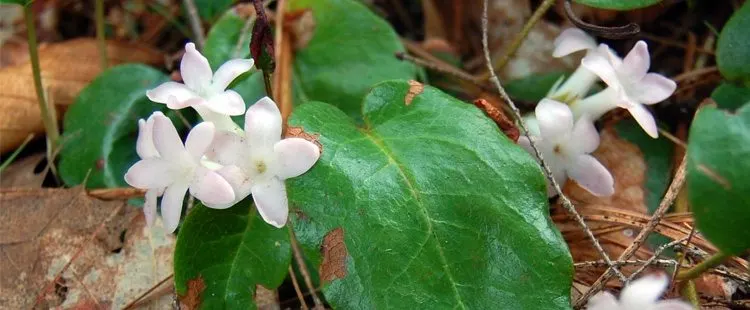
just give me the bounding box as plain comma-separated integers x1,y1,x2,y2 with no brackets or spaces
717,2,750,85
59,65,170,188
287,80,573,309
289,0,418,119
506,72,565,103
0,0,31,5
174,201,292,309
572,0,662,10
191,0,234,21
687,104,750,254
711,83,750,112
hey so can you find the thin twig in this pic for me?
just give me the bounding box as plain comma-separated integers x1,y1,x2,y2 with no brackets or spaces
671,66,718,83
88,187,145,200
671,225,696,284
638,33,715,55
0,134,34,173
288,226,324,308
563,0,640,39
395,52,486,90
628,236,689,281
183,0,206,49
574,154,688,308
122,274,174,310
575,258,678,269
676,251,732,281
480,0,626,284
658,128,687,149
288,266,309,310
95,0,108,69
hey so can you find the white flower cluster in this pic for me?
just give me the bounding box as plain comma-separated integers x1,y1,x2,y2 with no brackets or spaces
588,273,692,310
519,28,677,197
125,43,321,233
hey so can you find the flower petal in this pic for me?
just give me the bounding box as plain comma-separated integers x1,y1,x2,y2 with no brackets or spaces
206,131,245,166
568,115,599,154
553,28,597,57
181,42,213,90
620,41,650,82
185,122,216,161
136,115,159,159
653,300,694,310
567,154,614,197
245,96,282,148
582,50,621,90
168,96,206,111
586,291,619,310
204,165,253,209
212,59,255,91
630,73,677,104
189,167,235,205
274,138,321,179
146,82,196,104
621,274,669,308
161,182,189,233
144,189,159,227
628,104,658,138
251,178,288,228
206,90,246,116
535,99,574,141
124,158,175,189
152,113,187,161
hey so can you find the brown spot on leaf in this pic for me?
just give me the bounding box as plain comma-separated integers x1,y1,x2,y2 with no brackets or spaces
472,98,519,142
179,276,206,310
319,228,348,284
697,164,731,190
404,80,424,106
286,126,323,153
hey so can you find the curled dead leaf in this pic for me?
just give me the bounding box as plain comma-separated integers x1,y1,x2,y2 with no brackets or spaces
472,98,519,142
319,227,348,284
405,80,424,106
286,126,323,153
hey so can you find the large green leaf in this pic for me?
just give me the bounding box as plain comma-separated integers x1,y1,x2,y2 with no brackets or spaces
59,64,170,188
687,104,750,254
711,82,750,112
287,80,573,309
289,0,418,119
191,0,234,21
174,201,292,309
573,0,662,10
717,2,750,85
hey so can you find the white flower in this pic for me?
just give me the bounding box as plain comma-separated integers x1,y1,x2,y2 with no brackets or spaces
207,97,321,228
576,41,677,138
125,112,236,232
547,28,600,104
518,99,614,197
135,113,163,227
587,273,692,310
146,42,253,134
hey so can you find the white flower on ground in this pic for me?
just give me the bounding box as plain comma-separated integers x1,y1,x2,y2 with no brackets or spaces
207,97,321,228
518,99,614,197
587,273,692,310
547,28,600,104
125,112,236,232
146,42,253,134
576,41,677,138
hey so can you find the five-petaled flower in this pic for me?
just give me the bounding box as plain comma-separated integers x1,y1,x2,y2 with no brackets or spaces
587,273,691,310
518,99,614,197
207,97,321,228
125,112,236,233
547,28,600,103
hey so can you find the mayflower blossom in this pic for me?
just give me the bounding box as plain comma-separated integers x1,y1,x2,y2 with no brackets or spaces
146,42,253,134
125,113,236,232
575,41,677,138
207,97,321,228
519,99,614,197
587,273,691,310
547,28,600,103
134,113,163,227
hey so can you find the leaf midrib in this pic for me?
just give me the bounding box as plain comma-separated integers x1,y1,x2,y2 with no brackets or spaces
222,210,256,305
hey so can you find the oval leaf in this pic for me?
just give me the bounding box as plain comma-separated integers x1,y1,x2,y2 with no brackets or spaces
711,83,750,112
687,104,750,254
717,2,750,85
59,64,170,188
287,80,573,309
174,201,292,309
573,0,662,10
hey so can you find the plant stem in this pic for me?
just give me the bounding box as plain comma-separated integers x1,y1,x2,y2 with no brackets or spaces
95,0,108,69
0,134,34,173
24,5,60,159
677,251,732,281
183,0,206,49
681,280,700,309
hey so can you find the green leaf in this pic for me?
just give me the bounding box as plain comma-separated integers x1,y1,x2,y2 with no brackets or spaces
191,0,234,21
287,80,573,309
711,83,750,112
59,64,170,188
174,201,292,309
572,0,662,10
0,0,31,5
289,0,418,119
505,72,565,102
717,2,750,85
687,104,750,254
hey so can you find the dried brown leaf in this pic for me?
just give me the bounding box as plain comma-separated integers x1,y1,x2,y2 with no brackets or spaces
319,227,348,284
405,80,424,106
0,152,46,188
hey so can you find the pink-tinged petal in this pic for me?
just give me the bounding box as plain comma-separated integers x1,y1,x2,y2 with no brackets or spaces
653,300,694,310
620,41,651,82
274,138,321,179
189,167,235,205
152,113,187,161
586,291,619,310
631,73,677,104
567,154,614,197
535,99,574,141
185,122,216,160
136,116,159,159
568,115,600,154
553,28,597,58
251,178,288,228
517,136,535,155
204,165,253,209
146,82,196,104
181,42,212,90
245,96,282,148
582,51,621,90
628,104,658,138
206,131,245,166
212,59,255,91
600,44,623,68
621,274,669,308
168,96,205,111
206,90,246,116
161,182,189,233
144,189,159,227
124,158,175,189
